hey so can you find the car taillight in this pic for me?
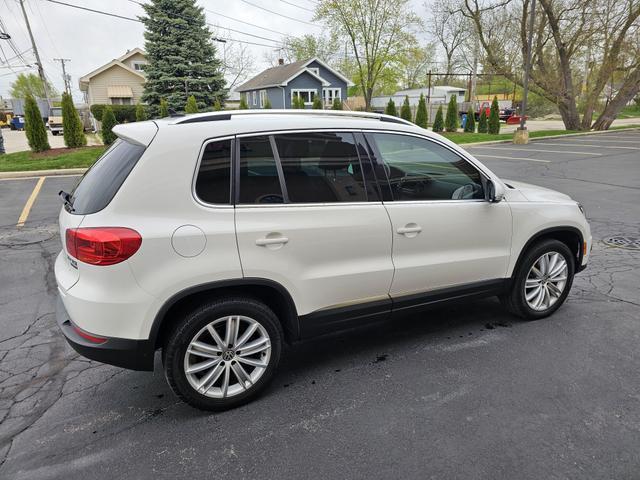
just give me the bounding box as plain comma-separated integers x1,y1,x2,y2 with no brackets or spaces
66,227,142,266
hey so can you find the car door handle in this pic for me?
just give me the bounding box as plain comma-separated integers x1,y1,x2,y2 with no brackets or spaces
397,224,422,236
255,236,289,246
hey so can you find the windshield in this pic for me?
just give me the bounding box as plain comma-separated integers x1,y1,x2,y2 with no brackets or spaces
50,108,62,116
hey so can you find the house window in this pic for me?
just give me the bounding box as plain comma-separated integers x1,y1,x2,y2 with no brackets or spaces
308,67,319,76
260,90,268,108
111,97,132,105
291,89,316,106
323,88,341,105
132,62,147,71
252,91,257,106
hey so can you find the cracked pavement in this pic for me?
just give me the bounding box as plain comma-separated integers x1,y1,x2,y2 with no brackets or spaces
0,130,639,479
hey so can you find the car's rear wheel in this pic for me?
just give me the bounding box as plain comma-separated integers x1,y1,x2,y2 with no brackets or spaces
164,298,282,411
501,239,575,320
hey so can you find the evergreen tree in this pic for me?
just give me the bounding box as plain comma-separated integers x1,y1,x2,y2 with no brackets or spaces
400,96,412,121
464,106,476,133
141,0,227,112
135,102,148,121
385,98,397,116
445,95,459,132
61,92,86,148
213,99,223,111
488,96,501,134
332,98,343,110
478,109,488,133
292,95,305,109
101,106,118,145
263,97,272,109
415,93,428,128
432,105,444,133
239,96,249,109
185,95,198,113
24,94,49,152
312,96,323,109
159,97,169,117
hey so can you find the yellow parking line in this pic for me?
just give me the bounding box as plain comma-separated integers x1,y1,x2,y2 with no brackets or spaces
17,176,46,228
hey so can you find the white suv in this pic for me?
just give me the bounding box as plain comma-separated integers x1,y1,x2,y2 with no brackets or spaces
55,110,591,410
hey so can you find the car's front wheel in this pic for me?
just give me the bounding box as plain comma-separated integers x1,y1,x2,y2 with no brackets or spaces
501,239,575,320
164,298,283,411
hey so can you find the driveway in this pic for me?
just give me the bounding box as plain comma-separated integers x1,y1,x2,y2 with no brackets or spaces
1,129,102,154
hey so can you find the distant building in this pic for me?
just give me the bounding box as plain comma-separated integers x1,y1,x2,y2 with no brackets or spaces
371,86,467,111
79,48,147,106
236,58,354,109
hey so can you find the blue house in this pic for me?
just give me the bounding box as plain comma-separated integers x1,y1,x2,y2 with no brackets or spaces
236,58,354,109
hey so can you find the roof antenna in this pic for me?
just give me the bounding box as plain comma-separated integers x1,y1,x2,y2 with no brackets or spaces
168,108,184,117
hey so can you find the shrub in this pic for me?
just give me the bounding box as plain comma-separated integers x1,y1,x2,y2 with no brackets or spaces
90,104,136,123
432,105,444,133
414,93,428,128
185,95,198,114
478,109,488,133
101,106,118,145
464,106,476,133
312,96,323,109
332,98,343,110
159,98,169,117
445,95,459,132
292,95,305,109
135,102,148,121
488,96,500,134
385,98,397,117
239,96,249,109
61,92,86,148
400,96,412,121
24,94,49,152
263,98,271,109
213,99,223,111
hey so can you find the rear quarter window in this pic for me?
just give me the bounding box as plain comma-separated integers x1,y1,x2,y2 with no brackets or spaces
68,139,145,215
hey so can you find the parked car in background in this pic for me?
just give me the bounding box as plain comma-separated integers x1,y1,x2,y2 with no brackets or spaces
55,110,592,411
9,115,25,130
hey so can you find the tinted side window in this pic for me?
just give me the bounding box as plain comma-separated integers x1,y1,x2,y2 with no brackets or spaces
195,139,232,204
238,136,284,204
69,139,145,215
370,133,484,201
274,132,368,203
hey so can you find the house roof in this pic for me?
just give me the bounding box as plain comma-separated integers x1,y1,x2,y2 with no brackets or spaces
236,57,354,92
78,48,146,90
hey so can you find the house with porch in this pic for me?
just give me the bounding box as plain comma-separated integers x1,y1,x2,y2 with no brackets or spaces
236,58,354,109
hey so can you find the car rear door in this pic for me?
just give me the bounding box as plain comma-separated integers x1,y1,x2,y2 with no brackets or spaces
364,131,512,304
234,131,394,337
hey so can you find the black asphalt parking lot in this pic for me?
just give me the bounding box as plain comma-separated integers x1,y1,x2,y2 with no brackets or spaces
1,130,639,479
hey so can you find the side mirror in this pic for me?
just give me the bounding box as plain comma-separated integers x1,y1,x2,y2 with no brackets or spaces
486,179,505,203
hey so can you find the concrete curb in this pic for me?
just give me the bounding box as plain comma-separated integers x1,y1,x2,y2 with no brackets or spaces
0,168,87,180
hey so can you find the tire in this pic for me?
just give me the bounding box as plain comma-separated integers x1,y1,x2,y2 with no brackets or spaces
164,297,283,411
501,239,575,320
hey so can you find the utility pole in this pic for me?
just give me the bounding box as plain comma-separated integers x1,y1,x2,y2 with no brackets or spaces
515,0,536,144
54,58,71,94
18,0,51,106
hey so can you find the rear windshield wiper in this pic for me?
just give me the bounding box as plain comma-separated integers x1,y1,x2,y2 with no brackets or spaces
59,190,75,212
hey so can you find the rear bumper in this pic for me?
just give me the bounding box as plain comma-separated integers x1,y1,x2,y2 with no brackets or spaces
56,296,155,371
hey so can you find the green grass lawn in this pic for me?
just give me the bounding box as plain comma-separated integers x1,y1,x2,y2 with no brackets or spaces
0,146,106,172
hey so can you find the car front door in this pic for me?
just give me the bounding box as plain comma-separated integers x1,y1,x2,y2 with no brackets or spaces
364,131,512,304
234,131,395,337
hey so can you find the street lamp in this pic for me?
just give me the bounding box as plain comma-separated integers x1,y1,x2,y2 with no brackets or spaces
514,0,536,144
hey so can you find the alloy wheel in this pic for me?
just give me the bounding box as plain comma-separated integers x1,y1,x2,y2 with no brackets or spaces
524,251,568,311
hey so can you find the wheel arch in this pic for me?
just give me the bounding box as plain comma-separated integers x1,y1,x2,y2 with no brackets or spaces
150,278,300,351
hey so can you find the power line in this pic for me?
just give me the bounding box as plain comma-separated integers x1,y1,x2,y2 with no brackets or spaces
238,0,321,27
279,0,315,13
203,8,285,36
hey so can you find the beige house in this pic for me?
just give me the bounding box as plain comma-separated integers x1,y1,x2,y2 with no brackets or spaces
79,48,147,106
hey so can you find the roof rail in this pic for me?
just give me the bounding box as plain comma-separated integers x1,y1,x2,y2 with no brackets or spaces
173,109,415,127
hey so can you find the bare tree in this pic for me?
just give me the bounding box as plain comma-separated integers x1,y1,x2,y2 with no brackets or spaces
218,40,255,92
428,0,469,82
398,43,437,89
315,0,420,110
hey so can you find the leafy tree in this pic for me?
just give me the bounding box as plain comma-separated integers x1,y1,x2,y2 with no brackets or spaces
61,92,86,148
385,98,398,117
185,95,198,113
239,96,249,109
332,98,343,110
400,96,412,121
263,97,272,109
415,93,428,128
464,106,476,133
101,106,118,145
141,0,227,112
432,105,444,133
10,73,57,99
24,94,50,152
135,102,148,121
213,99,223,111
312,96,323,109
477,108,488,133
488,96,500,134
445,95,458,132
159,98,169,117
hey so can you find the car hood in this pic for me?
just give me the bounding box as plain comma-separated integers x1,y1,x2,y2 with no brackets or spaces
503,179,573,203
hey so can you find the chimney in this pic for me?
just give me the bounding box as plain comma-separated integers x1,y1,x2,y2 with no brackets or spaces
278,58,284,65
